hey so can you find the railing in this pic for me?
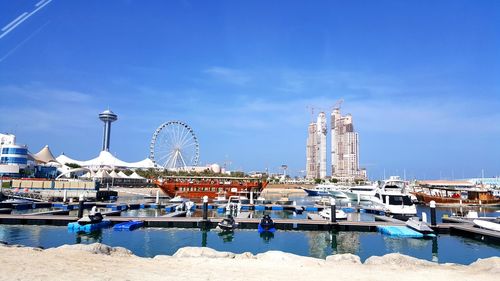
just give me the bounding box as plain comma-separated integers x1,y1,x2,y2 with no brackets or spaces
1,189,45,202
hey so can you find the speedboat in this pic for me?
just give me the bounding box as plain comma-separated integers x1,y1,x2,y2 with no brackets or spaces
175,200,196,211
213,192,228,204
318,207,348,220
275,196,293,205
217,216,238,231
258,215,276,233
169,196,186,203
405,216,434,234
255,196,272,205
77,206,103,226
473,219,500,232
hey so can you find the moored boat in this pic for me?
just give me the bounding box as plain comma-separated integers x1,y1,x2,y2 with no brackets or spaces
413,180,500,206
473,219,500,232
405,216,434,234
155,176,266,202
343,183,378,202
318,207,348,220
370,179,417,217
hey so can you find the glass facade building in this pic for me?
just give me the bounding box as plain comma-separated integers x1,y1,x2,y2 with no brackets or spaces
0,144,28,168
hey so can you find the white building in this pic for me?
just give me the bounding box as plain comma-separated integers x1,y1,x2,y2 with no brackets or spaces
0,133,27,175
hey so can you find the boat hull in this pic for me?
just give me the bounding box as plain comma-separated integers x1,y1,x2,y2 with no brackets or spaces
473,219,500,232
303,188,329,196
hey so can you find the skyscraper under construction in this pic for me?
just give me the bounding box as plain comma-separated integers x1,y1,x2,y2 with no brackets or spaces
331,106,366,181
306,103,366,181
306,112,327,179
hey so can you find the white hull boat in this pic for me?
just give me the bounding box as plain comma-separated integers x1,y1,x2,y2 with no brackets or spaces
473,219,500,232
318,208,348,220
405,217,434,234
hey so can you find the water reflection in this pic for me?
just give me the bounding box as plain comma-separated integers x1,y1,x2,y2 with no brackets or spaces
259,232,274,243
306,231,361,258
432,237,438,262
201,230,208,247
217,231,234,243
74,229,103,244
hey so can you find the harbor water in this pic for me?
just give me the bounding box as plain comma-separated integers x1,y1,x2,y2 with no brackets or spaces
0,224,498,264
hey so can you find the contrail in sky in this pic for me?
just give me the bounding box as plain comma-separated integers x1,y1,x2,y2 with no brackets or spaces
0,21,50,63
1,12,29,32
0,0,53,40
35,0,50,7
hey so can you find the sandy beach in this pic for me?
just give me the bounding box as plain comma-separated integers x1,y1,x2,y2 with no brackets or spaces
0,243,497,281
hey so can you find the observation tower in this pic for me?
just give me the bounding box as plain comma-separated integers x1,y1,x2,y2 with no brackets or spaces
99,109,118,151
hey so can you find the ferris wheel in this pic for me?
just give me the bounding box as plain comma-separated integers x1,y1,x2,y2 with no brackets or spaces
149,121,200,170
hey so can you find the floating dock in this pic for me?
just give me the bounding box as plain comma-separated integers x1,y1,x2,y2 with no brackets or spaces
377,225,424,238
67,220,111,232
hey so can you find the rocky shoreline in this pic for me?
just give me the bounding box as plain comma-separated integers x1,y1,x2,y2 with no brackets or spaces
0,243,498,280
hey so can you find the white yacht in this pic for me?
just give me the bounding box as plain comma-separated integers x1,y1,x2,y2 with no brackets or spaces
303,184,339,196
370,176,417,217
343,183,378,202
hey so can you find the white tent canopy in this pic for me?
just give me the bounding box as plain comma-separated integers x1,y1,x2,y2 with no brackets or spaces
95,169,111,178
34,145,58,163
117,171,129,178
56,150,155,169
109,170,120,178
129,172,145,179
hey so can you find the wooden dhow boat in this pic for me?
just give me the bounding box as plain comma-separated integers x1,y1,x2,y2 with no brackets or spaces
154,176,267,202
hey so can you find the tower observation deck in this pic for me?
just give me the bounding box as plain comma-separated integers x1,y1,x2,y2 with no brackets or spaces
99,110,117,151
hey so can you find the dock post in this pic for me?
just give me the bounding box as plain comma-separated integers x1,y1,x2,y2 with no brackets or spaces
250,190,254,205
357,193,360,205
430,200,436,226
202,195,208,221
155,190,160,204
63,190,67,203
77,194,84,219
330,198,336,223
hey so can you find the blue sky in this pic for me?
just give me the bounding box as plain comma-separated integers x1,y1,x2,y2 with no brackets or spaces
0,0,499,179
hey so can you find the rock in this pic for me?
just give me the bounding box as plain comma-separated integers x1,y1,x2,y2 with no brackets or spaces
364,253,436,267
153,255,172,261
326,253,361,264
469,257,500,273
53,243,132,256
256,251,323,266
235,252,255,259
173,247,235,258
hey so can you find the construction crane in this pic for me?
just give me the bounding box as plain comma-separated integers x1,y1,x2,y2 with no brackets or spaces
305,105,315,122
332,99,344,111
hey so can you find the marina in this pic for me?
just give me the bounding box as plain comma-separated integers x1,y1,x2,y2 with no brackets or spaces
1,1,499,280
